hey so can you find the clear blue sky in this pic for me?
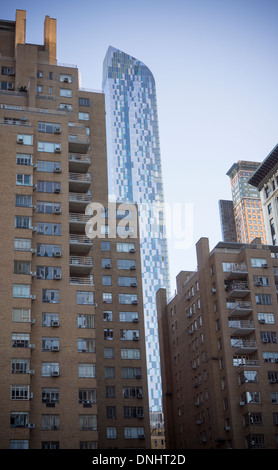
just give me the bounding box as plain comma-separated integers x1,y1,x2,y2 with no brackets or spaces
3,0,278,292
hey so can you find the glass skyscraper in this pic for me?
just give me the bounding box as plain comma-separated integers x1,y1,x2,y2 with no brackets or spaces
102,46,171,411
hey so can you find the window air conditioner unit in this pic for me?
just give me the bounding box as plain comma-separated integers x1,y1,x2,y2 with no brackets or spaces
132,300,138,304
54,188,61,194
54,167,61,173
28,423,35,429
30,294,36,300
259,319,265,324
17,138,24,144
31,204,36,210
129,248,135,253
30,248,36,254
54,273,61,280
51,320,59,327
51,370,59,376
31,226,37,232
29,392,34,399
130,265,136,270
54,207,61,214
30,271,36,277
133,336,139,341
28,370,35,375
238,401,245,406
54,251,61,257
138,434,145,439
224,426,231,431
33,184,37,190
105,264,111,269
30,319,35,324
132,318,139,323
262,263,268,268
131,282,137,287
29,344,35,349
63,78,69,83
211,288,216,294
54,128,61,134
135,373,142,379
54,148,61,153
51,345,59,351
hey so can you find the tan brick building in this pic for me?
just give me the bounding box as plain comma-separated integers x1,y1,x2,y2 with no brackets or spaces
0,10,150,449
157,237,278,449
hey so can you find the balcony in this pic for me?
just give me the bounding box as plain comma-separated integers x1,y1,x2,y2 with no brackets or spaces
232,340,258,354
70,276,94,286
229,320,255,335
68,133,90,154
226,281,250,298
69,192,91,212
226,263,248,280
227,301,253,316
69,213,90,233
69,172,91,193
69,234,92,254
70,256,93,275
69,154,91,173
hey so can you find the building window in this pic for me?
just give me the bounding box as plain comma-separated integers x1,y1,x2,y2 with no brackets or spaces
101,241,111,251
16,153,32,166
77,291,94,305
118,277,137,287
79,97,90,107
78,338,95,353
60,89,72,97
12,308,31,323
14,261,31,275
37,161,61,173
124,427,145,439
255,294,272,305
15,194,32,208
38,142,61,153
121,349,140,360
42,289,59,303
10,385,30,401
42,388,59,404
77,314,95,329
119,311,139,322
79,112,89,121
42,337,60,352
119,294,138,304
16,174,32,186
42,313,59,327
78,363,96,378
102,275,112,286
13,284,30,298
79,388,96,405
37,181,61,193
37,223,61,236
104,348,114,359
17,134,33,145
10,440,29,449
117,259,136,270
103,293,112,304
42,415,60,430
10,412,29,428
36,266,61,280
11,359,30,374
37,244,61,257
107,427,117,439
60,74,72,83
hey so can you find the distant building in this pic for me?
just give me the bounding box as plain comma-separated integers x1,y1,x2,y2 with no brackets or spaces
226,161,266,244
157,237,278,449
218,200,237,242
102,46,171,414
248,143,278,246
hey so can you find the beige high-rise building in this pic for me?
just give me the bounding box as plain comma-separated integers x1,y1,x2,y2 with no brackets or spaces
157,237,278,449
0,10,150,449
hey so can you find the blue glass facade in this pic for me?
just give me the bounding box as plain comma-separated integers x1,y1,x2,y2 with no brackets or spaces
102,46,171,411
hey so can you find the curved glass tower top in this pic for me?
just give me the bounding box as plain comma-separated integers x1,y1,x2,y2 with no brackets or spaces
102,46,171,411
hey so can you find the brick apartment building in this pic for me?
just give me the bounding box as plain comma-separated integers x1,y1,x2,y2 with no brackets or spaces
157,237,278,449
0,10,150,449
